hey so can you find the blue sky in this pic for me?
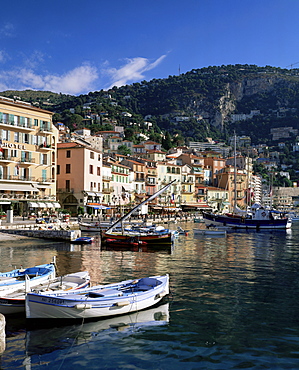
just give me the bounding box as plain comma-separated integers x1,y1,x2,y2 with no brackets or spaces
0,0,298,95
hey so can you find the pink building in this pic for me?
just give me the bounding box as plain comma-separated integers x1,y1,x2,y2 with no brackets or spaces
57,142,102,215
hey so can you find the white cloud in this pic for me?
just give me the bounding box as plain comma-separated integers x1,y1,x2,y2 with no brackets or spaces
0,23,15,38
104,55,167,89
0,64,98,95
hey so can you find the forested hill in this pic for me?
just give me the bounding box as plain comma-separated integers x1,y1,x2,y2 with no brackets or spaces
2,64,299,145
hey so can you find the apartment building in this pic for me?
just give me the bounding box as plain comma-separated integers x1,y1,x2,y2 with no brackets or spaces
0,96,58,216
56,142,102,214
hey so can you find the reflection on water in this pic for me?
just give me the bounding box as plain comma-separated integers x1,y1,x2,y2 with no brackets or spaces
1,222,299,369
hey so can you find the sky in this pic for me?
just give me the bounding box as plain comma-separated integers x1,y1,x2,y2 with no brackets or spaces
0,0,298,95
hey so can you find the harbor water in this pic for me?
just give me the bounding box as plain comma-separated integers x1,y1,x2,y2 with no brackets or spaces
1,221,299,369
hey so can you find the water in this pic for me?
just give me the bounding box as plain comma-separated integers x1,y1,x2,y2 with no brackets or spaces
1,222,299,369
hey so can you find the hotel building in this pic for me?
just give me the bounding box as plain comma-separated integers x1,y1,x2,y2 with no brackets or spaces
0,96,58,216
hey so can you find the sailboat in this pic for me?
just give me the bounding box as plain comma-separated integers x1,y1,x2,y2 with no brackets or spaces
202,136,292,230
101,181,176,244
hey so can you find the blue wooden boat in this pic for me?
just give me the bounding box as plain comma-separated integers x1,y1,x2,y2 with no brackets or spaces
71,236,94,244
0,262,56,295
0,271,90,315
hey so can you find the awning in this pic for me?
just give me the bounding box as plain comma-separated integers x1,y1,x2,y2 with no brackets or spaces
87,203,110,209
53,202,61,208
28,202,39,207
0,201,11,205
35,184,53,189
37,202,46,208
45,202,54,208
0,184,39,192
85,191,97,196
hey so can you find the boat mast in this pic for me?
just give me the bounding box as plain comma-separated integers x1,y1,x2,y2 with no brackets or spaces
233,133,237,213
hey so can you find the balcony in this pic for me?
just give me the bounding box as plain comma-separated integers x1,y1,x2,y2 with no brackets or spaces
0,120,34,131
37,178,55,184
0,175,36,181
20,157,36,165
38,144,53,151
39,126,53,134
102,187,114,193
102,175,112,181
0,156,19,163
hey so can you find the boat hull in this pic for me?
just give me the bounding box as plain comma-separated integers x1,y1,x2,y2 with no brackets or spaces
26,275,169,320
203,212,291,229
102,231,173,244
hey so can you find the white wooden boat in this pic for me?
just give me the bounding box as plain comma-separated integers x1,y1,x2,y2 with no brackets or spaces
0,262,56,295
25,274,169,320
79,221,113,232
193,228,227,236
0,271,90,315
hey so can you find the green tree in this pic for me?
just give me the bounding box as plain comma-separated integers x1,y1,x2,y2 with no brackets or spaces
117,145,131,156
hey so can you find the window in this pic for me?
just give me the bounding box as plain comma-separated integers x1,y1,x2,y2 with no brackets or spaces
11,149,18,158
24,133,29,144
66,180,70,191
32,135,38,145
90,152,94,159
90,182,93,190
42,169,47,181
66,164,71,173
98,154,101,161
97,167,101,176
42,154,47,165
34,119,38,126
66,150,71,158
14,132,19,143
89,165,93,174
2,130,9,141
57,165,60,175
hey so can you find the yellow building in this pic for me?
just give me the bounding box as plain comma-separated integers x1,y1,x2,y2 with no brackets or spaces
0,96,58,216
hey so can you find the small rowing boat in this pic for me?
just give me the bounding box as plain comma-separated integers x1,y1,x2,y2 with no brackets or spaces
0,262,56,295
25,274,169,320
0,271,90,315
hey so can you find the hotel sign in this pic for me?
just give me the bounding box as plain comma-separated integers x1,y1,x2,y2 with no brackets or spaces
1,142,26,150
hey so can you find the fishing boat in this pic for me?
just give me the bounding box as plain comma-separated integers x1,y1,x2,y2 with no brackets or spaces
25,274,169,320
101,181,176,244
0,262,56,295
71,236,94,244
202,204,291,230
0,271,90,315
102,226,174,244
202,135,292,230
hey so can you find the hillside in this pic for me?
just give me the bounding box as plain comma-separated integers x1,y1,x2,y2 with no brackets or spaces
2,64,299,145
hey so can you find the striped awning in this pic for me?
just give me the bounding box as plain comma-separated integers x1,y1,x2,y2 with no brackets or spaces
28,202,39,208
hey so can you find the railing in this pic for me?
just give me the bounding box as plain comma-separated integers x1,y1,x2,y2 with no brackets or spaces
39,126,52,133
20,157,36,163
38,144,52,149
102,187,114,193
0,120,34,130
